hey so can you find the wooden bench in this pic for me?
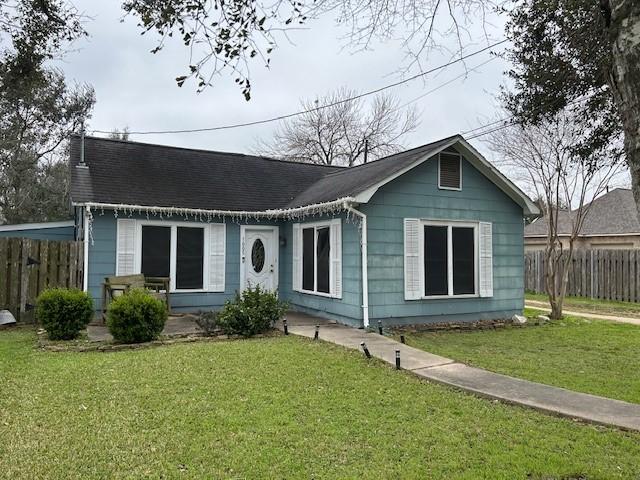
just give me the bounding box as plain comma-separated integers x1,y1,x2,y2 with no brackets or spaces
102,274,171,319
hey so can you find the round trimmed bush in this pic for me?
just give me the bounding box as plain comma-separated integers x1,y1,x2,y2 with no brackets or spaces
106,288,167,343
36,288,94,340
217,285,288,337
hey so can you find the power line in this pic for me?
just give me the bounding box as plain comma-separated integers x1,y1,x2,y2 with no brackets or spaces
462,93,594,141
90,39,508,136
392,56,499,113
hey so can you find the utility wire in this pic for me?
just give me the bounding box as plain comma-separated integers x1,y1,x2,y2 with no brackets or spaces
392,56,499,113
90,39,508,136
462,93,594,141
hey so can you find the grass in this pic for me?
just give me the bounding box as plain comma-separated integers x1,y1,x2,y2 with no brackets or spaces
1,328,640,479
526,291,640,317
399,311,640,405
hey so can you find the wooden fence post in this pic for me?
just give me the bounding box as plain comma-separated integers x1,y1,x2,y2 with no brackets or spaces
0,238,84,322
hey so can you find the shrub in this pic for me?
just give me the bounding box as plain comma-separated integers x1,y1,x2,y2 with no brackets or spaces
106,289,167,343
36,288,94,340
217,285,288,337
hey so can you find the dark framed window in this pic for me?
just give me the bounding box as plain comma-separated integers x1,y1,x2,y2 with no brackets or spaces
141,225,171,278
176,227,204,290
424,223,476,296
424,226,448,296
439,152,462,190
300,223,332,295
452,227,475,295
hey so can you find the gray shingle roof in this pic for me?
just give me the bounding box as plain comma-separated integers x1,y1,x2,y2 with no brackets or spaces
524,189,640,237
70,136,342,211
70,134,535,216
285,136,459,208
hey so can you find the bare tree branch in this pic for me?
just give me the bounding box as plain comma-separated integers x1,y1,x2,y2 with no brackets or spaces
254,87,419,166
486,109,625,319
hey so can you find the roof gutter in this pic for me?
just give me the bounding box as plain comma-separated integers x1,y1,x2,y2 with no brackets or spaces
76,197,357,221
343,202,369,329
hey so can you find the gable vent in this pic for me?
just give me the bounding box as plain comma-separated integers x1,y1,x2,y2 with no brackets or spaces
438,152,461,190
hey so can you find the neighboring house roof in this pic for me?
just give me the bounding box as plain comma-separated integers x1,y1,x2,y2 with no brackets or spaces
70,135,538,216
524,188,640,237
0,220,74,231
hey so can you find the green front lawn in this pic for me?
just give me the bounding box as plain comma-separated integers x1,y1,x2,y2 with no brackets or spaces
526,291,640,317
1,328,640,478
400,311,640,405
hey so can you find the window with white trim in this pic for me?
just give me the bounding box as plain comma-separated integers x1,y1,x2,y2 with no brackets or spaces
292,219,342,298
423,223,476,297
438,152,462,190
116,219,225,292
404,219,493,300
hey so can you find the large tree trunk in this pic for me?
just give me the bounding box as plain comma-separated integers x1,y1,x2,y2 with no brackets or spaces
604,0,640,207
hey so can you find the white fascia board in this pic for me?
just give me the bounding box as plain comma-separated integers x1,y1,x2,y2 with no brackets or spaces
0,220,74,232
455,138,540,217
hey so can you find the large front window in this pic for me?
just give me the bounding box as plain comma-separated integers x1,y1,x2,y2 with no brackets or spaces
423,222,477,297
140,223,207,291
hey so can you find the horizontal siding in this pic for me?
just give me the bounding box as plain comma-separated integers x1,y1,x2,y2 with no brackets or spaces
88,213,263,313
361,152,525,324
278,216,363,326
87,212,363,324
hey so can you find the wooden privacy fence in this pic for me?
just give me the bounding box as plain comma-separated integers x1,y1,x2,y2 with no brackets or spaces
0,237,84,322
525,249,640,302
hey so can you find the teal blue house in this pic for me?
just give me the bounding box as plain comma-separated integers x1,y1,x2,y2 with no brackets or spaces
70,135,538,327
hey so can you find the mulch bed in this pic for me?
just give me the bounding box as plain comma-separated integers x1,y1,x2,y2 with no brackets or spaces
36,329,282,353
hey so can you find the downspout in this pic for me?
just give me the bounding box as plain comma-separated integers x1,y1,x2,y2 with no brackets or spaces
83,205,89,292
344,202,369,328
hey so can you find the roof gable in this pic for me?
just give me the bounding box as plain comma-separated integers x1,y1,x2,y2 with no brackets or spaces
287,135,539,216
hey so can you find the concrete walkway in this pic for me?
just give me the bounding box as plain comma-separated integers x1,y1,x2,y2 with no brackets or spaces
526,300,640,326
282,312,640,432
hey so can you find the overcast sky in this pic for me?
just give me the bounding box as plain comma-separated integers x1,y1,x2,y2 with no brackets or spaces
54,2,514,159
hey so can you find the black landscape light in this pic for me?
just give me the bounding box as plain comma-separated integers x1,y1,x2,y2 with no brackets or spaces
314,324,319,341
395,350,401,370
360,342,371,359
378,320,383,335
283,319,288,335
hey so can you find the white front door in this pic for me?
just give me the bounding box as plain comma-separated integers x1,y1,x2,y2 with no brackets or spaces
241,226,278,292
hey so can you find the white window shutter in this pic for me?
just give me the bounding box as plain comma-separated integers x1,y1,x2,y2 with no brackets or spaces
116,219,137,275
404,218,422,300
330,220,342,298
292,223,302,292
208,224,226,292
479,221,493,297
